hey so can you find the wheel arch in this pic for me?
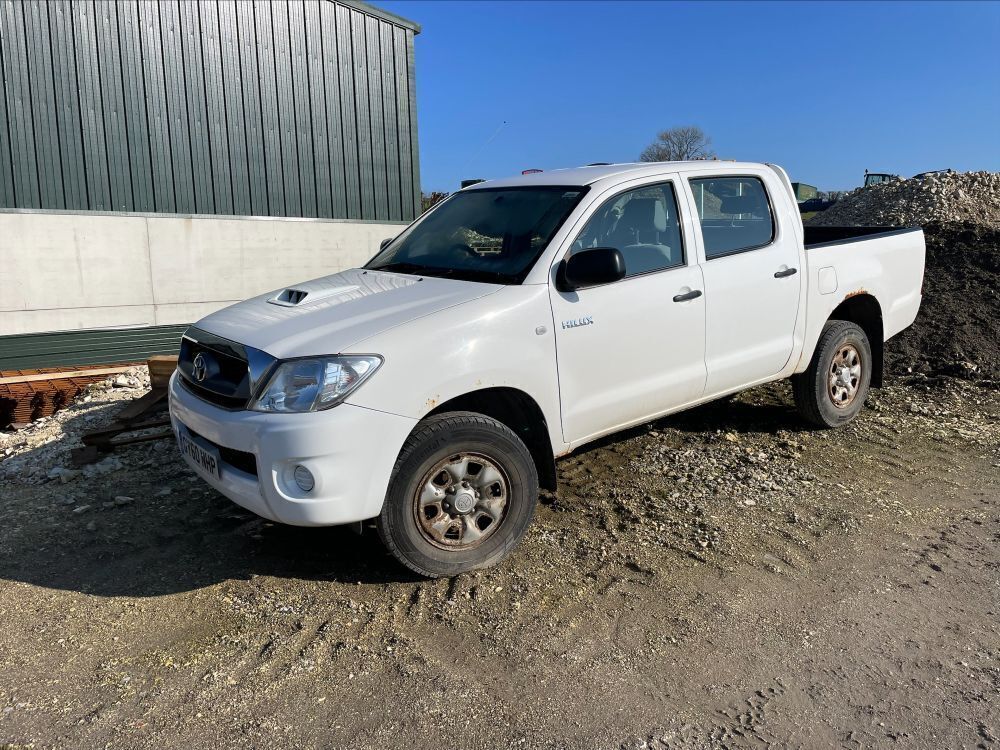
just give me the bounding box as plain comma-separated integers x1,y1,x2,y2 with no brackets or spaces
827,293,884,387
425,387,558,492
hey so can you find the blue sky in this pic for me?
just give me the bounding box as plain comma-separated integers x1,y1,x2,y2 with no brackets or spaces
379,0,1000,193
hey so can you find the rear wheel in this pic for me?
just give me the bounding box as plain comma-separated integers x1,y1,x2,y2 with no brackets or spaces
793,320,872,428
377,412,538,578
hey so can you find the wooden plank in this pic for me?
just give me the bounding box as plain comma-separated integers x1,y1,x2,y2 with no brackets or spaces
147,354,178,389
0,366,132,385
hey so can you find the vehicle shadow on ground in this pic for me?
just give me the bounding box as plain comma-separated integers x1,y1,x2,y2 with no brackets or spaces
666,390,810,436
1,384,808,598
1,401,426,598
570,383,809,460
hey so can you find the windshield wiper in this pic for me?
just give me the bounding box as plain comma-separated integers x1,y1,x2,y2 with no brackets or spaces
367,261,429,275
427,267,513,284
369,262,512,284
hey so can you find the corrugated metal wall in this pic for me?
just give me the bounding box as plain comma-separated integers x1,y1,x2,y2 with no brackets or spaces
0,0,420,221
0,325,189,370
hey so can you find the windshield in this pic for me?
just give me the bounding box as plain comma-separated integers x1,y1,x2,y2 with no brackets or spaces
366,186,587,284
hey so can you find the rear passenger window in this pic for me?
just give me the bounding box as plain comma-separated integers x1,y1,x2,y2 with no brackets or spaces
572,182,684,277
689,177,774,258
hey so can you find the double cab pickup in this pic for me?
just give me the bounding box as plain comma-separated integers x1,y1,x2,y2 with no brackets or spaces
169,161,925,577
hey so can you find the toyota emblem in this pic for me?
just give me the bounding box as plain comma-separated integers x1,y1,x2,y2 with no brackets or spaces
192,353,207,382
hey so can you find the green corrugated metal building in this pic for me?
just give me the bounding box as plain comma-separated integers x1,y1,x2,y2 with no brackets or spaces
0,0,421,370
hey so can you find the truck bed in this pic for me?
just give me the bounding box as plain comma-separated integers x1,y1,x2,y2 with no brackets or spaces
804,225,921,249
802,225,925,350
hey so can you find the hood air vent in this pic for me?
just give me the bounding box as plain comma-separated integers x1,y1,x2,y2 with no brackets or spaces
279,288,308,305
268,284,361,307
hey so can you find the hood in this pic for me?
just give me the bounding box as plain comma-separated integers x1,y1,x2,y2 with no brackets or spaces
194,268,499,359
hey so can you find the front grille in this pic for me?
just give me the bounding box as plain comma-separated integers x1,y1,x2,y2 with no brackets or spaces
177,328,274,410
179,377,248,409
187,427,258,477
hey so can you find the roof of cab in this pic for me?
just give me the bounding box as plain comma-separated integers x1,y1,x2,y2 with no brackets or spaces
464,161,770,190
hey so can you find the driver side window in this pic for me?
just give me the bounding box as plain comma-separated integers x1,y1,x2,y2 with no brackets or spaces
573,182,684,277
572,182,685,277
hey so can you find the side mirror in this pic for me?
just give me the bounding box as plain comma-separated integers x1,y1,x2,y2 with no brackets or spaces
379,237,394,250
557,247,626,292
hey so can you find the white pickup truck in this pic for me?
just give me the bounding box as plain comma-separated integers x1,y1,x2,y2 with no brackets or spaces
169,161,925,577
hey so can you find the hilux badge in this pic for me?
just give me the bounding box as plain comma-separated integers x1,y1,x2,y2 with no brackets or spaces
561,316,594,330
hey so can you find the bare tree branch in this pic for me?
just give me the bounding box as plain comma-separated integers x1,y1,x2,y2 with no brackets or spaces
639,126,716,162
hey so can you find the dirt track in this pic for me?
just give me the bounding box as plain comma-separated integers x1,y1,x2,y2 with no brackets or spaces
2,373,998,749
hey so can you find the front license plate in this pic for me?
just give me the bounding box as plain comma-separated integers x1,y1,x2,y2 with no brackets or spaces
177,427,222,480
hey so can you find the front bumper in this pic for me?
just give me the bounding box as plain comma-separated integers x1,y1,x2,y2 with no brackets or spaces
167,372,417,526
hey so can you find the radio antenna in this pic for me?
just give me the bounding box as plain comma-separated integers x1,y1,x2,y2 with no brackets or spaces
462,120,509,172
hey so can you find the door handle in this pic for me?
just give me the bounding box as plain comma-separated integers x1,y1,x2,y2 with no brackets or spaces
672,289,703,302
774,267,798,278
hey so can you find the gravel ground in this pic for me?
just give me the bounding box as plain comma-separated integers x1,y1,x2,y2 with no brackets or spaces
1,367,998,749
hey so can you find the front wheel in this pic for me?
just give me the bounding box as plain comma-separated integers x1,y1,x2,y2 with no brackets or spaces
377,412,538,578
793,320,872,428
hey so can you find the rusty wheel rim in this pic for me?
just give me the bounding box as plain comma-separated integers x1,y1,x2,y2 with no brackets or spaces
413,453,509,550
828,343,863,408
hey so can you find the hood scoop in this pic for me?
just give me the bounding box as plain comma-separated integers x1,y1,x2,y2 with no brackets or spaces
268,284,360,307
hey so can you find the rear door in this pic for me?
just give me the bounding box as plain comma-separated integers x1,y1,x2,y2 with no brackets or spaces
549,177,706,444
683,174,801,395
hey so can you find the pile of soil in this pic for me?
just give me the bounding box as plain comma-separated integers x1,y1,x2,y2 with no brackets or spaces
886,221,1000,380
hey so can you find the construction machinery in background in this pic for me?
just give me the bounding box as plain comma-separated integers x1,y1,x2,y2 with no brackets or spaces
864,168,955,187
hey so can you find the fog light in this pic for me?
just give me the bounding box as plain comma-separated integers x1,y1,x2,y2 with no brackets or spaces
293,465,315,492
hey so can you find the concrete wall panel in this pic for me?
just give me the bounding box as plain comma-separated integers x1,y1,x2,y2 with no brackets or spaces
0,210,406,336
0,212,153,313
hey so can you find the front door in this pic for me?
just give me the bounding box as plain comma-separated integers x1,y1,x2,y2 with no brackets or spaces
550,179,707,445
686,175,802,395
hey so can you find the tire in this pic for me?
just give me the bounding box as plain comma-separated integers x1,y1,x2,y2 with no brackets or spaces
793,320,872,428
376,411,538,578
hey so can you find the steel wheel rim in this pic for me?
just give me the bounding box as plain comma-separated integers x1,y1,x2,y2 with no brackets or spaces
828,343,863,408
413,452,510,550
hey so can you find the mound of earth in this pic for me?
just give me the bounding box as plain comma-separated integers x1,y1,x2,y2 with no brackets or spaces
808,171,1000,228
885,222,1000,380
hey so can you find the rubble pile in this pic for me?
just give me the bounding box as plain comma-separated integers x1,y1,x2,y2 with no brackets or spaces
0,366,155,485
808,171,1000,228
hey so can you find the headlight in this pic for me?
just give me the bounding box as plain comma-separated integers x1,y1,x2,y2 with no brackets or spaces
250,355,382,413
